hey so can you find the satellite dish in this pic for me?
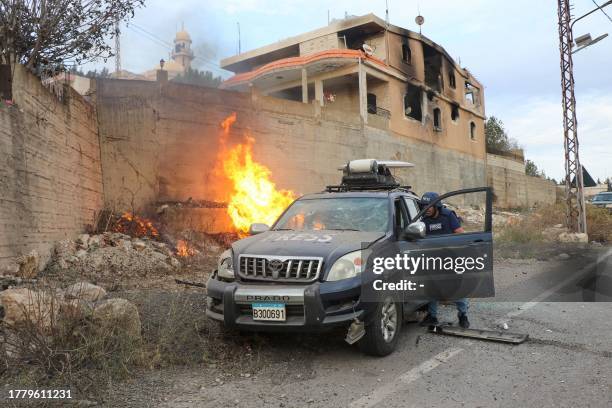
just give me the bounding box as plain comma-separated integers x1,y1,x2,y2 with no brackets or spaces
362,43,374,56
415,15,425,26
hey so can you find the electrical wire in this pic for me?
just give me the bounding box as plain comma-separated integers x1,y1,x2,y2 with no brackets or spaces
591,0,612,24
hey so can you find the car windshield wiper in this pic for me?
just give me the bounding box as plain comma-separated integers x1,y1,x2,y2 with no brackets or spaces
273,228,294,231
323,228,361,231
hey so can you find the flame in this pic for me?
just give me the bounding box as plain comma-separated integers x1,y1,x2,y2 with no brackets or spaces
217,113,295,234
113,212,159,239
176,239,197,257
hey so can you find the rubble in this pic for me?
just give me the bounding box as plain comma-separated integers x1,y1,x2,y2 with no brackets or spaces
64,282,107,302
50,232,182,279
558,232,589,243
16,250,40,279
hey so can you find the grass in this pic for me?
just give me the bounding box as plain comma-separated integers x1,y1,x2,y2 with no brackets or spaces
496,203,612,244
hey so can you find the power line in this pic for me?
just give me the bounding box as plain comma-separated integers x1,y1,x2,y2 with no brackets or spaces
591,0,612,23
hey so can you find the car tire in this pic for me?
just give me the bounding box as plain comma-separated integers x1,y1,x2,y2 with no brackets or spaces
359,297,402,356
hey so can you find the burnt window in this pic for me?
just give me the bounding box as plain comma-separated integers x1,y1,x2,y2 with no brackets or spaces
402,44,412,64
367,93,377,114
404,86,422,122
449,70,456,88
423,44,442,92
451,104,460,121
465,81,478,104
433,108,442,131
470,121,476,140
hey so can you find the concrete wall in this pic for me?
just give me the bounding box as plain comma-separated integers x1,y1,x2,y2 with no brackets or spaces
486,153,556,208
0,66,104,271
96,79,487,217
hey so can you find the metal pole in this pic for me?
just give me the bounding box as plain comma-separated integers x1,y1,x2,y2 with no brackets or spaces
557,0,587,233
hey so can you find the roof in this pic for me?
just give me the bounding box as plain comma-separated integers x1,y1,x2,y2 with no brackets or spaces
221,49,387,88
220,13,469,77
175,30,191,42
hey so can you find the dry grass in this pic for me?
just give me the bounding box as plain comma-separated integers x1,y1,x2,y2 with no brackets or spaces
0,286,143,399
497,203,612,244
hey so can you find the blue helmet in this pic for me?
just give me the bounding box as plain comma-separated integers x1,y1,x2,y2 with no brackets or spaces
420,192,443,210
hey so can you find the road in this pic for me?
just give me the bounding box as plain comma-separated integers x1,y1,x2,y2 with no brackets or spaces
108,248,612,407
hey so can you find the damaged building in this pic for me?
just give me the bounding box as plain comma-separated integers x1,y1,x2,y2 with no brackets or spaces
220,13,485,163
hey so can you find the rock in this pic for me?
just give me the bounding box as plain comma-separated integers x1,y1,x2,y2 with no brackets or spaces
558,232,589,243
132,240,146,251
556,253,570,260
76,249,88,259
16,250,39,279
88,235,103,248
169,257,181,269
120,239,133,252
0,288,55,329
77,234,90,249
64,282,107,302
93,298,141,339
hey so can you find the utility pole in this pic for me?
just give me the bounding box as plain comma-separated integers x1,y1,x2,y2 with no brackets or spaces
557,0,612,233
557,0,586,233
115,19,121,75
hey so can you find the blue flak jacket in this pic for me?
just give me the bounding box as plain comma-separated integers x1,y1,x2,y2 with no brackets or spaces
423,208,461,235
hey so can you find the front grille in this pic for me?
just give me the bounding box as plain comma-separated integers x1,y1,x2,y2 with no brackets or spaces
238,255,323,282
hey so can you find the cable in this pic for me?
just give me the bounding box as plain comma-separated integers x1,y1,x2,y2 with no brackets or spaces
591,0,612,24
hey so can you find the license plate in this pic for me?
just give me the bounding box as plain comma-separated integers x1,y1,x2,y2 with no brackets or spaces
252,302,286,321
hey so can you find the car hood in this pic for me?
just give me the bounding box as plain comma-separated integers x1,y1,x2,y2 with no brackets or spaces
231,230,385,263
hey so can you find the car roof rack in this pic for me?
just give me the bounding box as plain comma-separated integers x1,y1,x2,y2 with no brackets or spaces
324,159,416,193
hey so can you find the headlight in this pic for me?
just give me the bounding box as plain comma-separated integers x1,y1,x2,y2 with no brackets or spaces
217,249,234,280
326,250,368,281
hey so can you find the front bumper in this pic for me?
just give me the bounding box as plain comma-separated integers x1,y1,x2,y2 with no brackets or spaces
206,273,364,332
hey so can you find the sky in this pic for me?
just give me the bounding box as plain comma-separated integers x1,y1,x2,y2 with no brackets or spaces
85,0,612,182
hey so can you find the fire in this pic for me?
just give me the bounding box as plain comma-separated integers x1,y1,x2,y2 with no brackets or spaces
218,113,295,234
176,239,197,257
113,212,159,239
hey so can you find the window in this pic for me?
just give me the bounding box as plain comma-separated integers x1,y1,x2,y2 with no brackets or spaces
394,198,410,231
367,93,377,114
451,104,460,121
449,70,456,88
404,86,423,121
470,121,476,140
402,43,412,64
465,81,478,104
403,197,420,221
433,108,442,131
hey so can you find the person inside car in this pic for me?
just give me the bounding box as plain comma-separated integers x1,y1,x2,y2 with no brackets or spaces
418,191,470,329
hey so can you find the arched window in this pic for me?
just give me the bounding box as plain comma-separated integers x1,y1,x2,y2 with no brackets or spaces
451,104,460,121
470,121,476,140
402,44,412,64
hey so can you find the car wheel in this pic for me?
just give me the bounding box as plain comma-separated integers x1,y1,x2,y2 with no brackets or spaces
359,297,402,356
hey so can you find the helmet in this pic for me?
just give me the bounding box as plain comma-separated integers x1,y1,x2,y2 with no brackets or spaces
420,192,443,210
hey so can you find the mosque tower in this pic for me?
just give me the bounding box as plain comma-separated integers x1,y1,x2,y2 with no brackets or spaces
171,24,194,70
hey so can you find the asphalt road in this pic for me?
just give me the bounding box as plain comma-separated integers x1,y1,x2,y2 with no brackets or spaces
108,249,612,408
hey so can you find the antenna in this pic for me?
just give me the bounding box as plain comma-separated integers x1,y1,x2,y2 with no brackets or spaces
416,2,424,34
114,19,121,75
237,22,241,54
328,10,330,24
385,0,389,25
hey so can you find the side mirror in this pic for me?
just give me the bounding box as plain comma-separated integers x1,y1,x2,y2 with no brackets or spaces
248,223,270,235
404,221,426,239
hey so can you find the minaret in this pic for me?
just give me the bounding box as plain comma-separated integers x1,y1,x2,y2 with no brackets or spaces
172,23,194,70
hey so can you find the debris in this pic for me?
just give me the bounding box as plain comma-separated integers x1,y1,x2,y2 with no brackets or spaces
429,324,528,344
16,250,39,279
556,253,570,260
64,282,107,302
502,323,509,330
558,232,589,243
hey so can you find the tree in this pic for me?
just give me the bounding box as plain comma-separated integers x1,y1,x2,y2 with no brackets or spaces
525,159,546,178
171,68,222,88
0,0,144,74
484,116,520,153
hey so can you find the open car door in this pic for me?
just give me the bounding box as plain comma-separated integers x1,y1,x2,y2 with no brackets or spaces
398,187,494,300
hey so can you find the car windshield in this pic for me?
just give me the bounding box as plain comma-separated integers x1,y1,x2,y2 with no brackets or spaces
593,193,612,202
273,197,389,232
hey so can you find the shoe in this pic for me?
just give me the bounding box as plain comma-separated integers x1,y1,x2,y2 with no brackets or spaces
419,313,439,327
458,313,470,329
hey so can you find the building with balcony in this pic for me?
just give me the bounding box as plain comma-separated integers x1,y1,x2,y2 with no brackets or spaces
220,14,486,162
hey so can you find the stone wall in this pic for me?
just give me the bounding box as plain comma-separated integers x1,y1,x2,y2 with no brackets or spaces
486,153,556,208
96,79,487,223
0,66,104,271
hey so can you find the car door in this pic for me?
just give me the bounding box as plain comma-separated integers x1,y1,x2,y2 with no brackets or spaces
398,187,494,300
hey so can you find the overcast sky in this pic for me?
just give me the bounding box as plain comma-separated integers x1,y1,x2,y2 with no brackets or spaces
87,0,612,182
